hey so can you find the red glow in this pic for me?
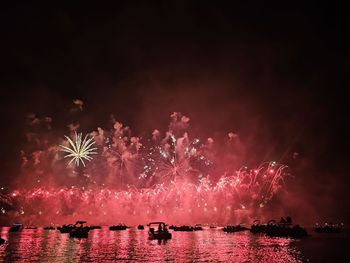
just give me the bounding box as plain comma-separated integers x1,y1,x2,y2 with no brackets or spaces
2,112,289,225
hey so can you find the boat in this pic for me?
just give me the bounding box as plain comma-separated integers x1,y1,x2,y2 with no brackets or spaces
0,237,5,245
223,224,249,233
194,224,203,231
9,223,23,232
109,224,127,231
250,218,308,238
148,222,172,240
43,226,55,230
58,221,89,234
137,225,145,230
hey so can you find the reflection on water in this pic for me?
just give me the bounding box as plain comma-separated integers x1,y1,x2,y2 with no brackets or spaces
0,227,304,262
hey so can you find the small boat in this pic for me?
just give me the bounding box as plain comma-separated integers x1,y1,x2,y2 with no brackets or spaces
209,224,217,229
194,224,203,231
138,225,145,230
109,224,127,231
148,222,172,240
43,226,56,230
9,223,23,232
0,237,5,245
223,224,249,233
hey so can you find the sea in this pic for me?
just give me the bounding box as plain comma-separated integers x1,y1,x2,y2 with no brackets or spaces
0,226,349,262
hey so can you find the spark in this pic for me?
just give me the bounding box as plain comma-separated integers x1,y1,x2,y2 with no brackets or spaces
60,132,97,167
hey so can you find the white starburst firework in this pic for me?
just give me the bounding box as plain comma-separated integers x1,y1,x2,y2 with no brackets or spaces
60,132,97,167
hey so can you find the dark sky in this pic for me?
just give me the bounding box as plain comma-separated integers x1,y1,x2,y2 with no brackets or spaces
1,2,349,220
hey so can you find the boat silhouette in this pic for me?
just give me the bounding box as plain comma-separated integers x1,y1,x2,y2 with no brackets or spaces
148,222,172,240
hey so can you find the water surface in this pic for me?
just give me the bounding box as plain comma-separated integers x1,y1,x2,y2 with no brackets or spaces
0,227,348,262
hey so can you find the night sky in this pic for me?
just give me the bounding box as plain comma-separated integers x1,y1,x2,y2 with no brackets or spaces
1,2,349,222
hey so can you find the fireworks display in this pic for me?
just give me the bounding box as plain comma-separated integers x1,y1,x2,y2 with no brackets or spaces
1,112,290,225
60,132,97,167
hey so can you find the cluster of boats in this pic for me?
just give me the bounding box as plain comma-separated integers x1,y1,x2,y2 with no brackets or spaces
0,221,173,240
0,217,346,243
0,221,102,239
249,219,308,238
57,221,93,238
314,223,344,233
221,217,313,238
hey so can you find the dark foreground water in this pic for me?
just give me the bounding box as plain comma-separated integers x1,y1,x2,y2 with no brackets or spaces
1,227,349,262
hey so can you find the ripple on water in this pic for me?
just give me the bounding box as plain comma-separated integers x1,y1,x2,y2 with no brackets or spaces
0,227,308,262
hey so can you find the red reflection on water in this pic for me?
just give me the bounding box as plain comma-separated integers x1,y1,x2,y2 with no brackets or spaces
249,234,302,262
0,227,303,262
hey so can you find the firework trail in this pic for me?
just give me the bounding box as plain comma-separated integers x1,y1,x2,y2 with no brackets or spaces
141,132,212,184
